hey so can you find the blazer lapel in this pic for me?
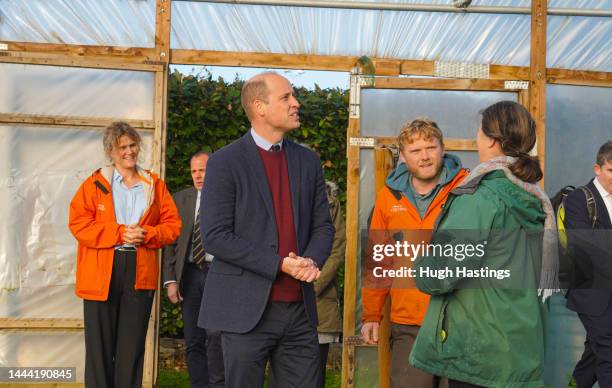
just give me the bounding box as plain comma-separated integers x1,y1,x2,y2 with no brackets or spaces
185,187,197,230
241,133,277,228
285,141,301,233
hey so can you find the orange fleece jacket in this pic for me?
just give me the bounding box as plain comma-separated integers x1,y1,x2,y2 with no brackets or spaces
362,168,468,325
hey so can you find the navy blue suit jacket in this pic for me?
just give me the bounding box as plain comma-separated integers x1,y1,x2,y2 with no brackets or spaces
565,179,612,316
198,132,335,333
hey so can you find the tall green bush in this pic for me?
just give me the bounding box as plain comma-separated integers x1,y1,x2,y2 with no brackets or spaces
161,70,348,337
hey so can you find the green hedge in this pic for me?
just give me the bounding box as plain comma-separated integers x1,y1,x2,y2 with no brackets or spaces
160,70,348,337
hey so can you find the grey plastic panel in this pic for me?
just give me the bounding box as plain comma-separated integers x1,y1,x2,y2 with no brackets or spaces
0,63,155,120
0,0,155,47
361,88,517,138
545,84,612,196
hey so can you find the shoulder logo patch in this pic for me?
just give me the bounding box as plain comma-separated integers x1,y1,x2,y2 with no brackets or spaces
390,204,407,213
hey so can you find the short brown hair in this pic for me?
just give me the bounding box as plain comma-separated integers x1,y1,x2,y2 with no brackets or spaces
241,72,277,120
102,121,142,160
397,118,443,150
596,140,612,166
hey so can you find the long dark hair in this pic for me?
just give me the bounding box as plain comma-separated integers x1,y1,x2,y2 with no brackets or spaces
481,101,543,183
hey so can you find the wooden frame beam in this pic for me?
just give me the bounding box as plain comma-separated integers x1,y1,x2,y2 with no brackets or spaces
547,68,612,87
529,0,547,185
155,0,172,63
0,113,156,130
0,52,163,72
369,77,524,91
377,137,477,151
342,116,361,388
1,41,157,62
171,49,358,72
2,41,610,86
0,318,83,329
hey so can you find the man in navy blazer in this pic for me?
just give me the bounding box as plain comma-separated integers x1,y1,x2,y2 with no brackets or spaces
198,71,335,387
566,140,612,388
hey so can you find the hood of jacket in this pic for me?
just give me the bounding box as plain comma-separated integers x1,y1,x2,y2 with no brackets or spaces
476,170,545,229
385,153,463,205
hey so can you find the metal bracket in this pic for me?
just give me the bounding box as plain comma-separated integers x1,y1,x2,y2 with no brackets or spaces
349,71,361,118
349,137,376,148
504,80,529,90
434,61,490,79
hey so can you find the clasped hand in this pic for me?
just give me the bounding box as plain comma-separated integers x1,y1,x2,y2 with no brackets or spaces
122,224,147,245
281,252,320,283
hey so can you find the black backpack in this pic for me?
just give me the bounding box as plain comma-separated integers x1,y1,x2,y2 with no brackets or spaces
551,185,597,287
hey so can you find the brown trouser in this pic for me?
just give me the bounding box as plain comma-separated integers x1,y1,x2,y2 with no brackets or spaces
390,323,446,388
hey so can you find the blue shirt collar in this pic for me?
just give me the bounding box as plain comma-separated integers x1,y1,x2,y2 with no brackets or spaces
112,168,143,187
112,169,123,183
250,128,283,151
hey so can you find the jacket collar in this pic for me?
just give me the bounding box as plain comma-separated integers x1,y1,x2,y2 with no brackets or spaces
98,165,155,208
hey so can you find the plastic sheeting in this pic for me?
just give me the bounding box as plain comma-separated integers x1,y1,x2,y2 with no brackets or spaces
361,88,517,139
171,2,531,66
544,84,612,196
2,0,609,71
0,63,155,120
0,125,153,292
0,331,85,381
171,0,612,71
0,0,155,47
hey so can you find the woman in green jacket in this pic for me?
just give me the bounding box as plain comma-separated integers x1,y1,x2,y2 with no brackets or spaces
409,101,558,388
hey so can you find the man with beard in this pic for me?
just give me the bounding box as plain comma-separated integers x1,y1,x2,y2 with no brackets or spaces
361,118,468,388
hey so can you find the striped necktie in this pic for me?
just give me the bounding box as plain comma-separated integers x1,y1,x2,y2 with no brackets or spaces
192,208,207,270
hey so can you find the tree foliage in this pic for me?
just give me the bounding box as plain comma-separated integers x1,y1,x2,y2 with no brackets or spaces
161,70,349,337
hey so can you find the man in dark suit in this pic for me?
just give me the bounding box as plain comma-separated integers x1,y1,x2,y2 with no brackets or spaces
198,71,335,388
566,140,612,388
162,151,224,388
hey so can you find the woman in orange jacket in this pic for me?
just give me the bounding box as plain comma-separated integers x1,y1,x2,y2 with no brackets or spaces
69,122,181,388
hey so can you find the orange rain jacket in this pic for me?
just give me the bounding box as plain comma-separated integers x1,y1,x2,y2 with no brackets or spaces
362,155,468,326
69,166,181,301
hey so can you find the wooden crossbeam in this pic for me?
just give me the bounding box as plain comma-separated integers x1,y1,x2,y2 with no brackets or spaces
0,113,155,130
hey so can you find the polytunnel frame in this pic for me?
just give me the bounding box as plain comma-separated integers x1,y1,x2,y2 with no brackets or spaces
0,0,610,387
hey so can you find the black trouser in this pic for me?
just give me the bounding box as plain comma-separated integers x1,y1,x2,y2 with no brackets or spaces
271,343,329,388
573,297,612,388
83,250,154,388
182,262,225,388
222,301,320,388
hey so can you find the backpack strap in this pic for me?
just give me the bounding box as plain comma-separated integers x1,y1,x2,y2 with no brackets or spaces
578,186,597,228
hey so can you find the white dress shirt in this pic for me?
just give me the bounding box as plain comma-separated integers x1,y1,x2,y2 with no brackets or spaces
593,176,612,224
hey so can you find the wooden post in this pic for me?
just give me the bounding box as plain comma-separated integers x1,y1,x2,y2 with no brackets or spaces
155,0,172,64
529,0,548,186
142,1,172,387
342,116,361,388
373,147,394,388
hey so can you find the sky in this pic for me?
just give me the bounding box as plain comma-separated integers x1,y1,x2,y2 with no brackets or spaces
170,64,350,90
